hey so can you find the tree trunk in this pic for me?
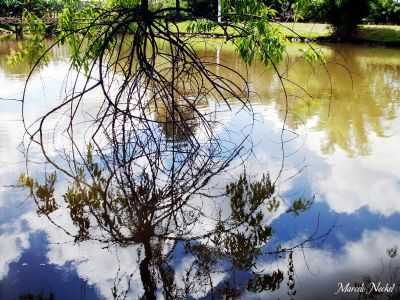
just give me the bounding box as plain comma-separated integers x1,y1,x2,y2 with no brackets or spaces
15,24,23,40
141,0,148,12
139,240,156,300
176,0,181,17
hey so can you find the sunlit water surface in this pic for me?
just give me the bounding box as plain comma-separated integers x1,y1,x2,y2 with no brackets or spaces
1,40,400,299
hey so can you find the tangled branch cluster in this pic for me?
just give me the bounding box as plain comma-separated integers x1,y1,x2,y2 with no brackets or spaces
18,2,325,298
21,1,255,246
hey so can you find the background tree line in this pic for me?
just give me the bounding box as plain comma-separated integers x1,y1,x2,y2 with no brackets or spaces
2,0,400,25
267,0,400,25
0,0,63,18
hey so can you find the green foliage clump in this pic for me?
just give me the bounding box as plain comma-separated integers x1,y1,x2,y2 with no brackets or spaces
8,11,48,65
368,0,400,24
293,0,328,22
247,270,284,292
19,171,58,215
185,0,287,66
295,0,400,25
0,0,63,18
287,197,313,215
57,0,106,73
325,0,370,37
225,0,287,65
236,20,286,65
295,0,370,37
193,172,279,271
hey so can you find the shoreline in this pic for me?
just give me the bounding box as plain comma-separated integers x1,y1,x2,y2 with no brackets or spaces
1,22,400,48
289,35,400,47
281,23,400,47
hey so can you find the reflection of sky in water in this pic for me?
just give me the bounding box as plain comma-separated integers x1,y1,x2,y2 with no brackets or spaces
0,231,101,299
1,42,400,299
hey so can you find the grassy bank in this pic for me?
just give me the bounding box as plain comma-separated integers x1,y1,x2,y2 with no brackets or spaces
277,22,332,39
1,21,400,47
177,22,400,48
280,22,400,45
181,22,400,54
356,24,400,44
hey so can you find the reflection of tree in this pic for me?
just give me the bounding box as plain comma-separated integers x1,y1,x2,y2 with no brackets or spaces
15,1,325,298
150,77,210,143
153,99,200,142
249,44,400,157
0,39,33,74
0,39,67,76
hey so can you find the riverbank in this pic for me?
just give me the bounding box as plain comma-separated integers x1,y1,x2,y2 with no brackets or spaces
181,22,400,50
1,21,400,47
280,22,400,46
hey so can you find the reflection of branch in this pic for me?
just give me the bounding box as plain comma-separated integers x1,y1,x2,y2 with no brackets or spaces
0,97,22,102
266,214,337,256
17,2,327,299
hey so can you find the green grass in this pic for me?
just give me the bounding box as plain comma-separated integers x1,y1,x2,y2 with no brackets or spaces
177,22,400,45
2,21,400,46
275,22,332,39
176,21,332,40
356,24,400,43
168,22,400,55
279,22,400,44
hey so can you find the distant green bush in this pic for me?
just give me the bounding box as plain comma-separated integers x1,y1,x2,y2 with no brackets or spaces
293,0,400,25
292,0,327,22
0,0,63,18
323,0,370,37
292,0,370,36
368,0,400,24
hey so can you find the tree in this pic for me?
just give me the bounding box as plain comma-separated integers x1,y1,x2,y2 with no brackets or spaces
294,0,370,37
291,0,327,22
368,0,400,24
325,0,370,37
0,0,63,18
18,0,319,298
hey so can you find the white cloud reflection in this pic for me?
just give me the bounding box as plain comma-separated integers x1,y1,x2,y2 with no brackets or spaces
305,118,400,216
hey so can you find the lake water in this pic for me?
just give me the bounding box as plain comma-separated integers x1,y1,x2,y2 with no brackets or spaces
1,40,400,299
